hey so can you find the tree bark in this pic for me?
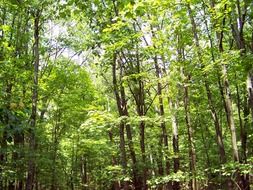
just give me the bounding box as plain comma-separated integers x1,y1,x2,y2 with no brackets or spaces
221,65,240,162
247,71,253,121
134,78,147,189
120,78,141,189
25,9,40,190
127,46,147,189
112,54,129,190
183,74,197,190
200,1,227,165
154,55,172,189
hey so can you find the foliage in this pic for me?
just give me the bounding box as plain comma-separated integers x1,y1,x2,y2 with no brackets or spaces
0,0,253,189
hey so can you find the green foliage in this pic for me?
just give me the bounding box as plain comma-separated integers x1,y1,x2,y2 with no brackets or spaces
1,0,253,189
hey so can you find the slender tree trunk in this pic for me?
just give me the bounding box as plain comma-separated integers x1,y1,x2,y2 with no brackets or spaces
132,47,147,189
13,131,24,190
202,3,238,188
25,10,40,190
170,99,180,190
235,82,250,190
214,2,240,164
243,96,251,190
230,2,251,188
80,155,88,190
119,122,129,190
0,129,7,190
188,4,234,189
247,71,253,121
161,53,180,190
221,65,240,162
135,79,147,189
120,84,141,189
154,55,172,189
201,0,228,165
112,54,129,190
113,51,142,189
183,74,197,190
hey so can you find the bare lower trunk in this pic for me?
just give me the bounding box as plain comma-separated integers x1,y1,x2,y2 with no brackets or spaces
120,83,141,189
247,71,253,121
221,65,239,162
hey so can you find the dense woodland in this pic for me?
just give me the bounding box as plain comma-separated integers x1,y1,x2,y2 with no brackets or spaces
0,0,253,189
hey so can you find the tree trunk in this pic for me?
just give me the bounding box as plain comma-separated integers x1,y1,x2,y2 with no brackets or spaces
247,71,253,121
129,47,147,189
120,82,141,189
80,156,88,190
154,55,172,189
221,65,240,162
13,130,24,190
0,129,7,190
242,96,251,190
25,10,40,190
135,79,147,189
170,99,180,190
112,54,129,190
183,74,197,190
195,0,227,165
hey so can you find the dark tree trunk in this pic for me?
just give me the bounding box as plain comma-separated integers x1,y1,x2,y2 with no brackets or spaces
13,130,24,190
112,54,129,190
0,129,7,190
25,10,40,190
134,78,147,189
80,156,89,190
127,47,147,189
120,80,141,189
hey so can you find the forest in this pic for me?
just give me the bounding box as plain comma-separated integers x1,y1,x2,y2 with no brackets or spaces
0,0,253,189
